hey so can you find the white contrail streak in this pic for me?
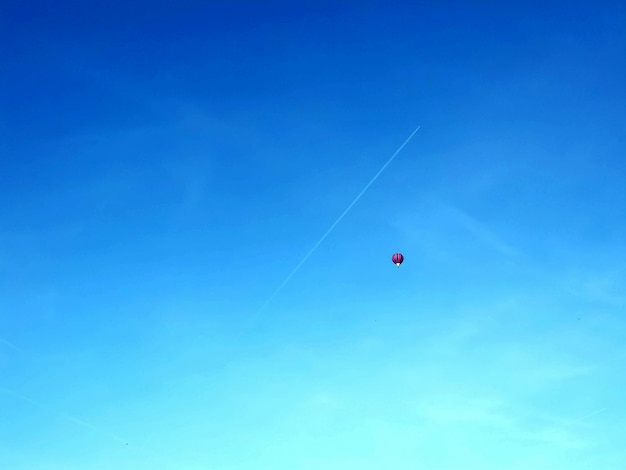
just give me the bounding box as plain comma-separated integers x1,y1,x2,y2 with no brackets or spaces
0,386,177,467
579,407,607,421
0,338,23,354
0,386,127,443
245,124,421,329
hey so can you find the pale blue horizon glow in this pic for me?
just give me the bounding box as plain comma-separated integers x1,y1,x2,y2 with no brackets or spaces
2,1,625,469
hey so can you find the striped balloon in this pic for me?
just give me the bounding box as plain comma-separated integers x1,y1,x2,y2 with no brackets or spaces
391,253,404,267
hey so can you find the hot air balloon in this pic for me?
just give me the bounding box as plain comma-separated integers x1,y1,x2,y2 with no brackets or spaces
392,253,404,267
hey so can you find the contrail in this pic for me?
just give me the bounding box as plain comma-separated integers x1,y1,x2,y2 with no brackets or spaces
0,386,177,467
0,338,23,354
579,407,607,421
0,386,127,443
245,124,421,329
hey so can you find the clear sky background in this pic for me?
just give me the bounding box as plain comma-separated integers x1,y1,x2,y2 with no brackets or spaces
1,1,625,469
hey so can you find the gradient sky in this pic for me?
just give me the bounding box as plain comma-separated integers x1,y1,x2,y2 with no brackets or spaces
1,1,625,469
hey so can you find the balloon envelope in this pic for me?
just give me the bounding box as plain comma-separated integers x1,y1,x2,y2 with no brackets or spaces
391,253,404,267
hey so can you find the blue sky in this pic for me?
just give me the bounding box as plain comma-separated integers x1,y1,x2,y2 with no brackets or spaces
1,1,625,468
